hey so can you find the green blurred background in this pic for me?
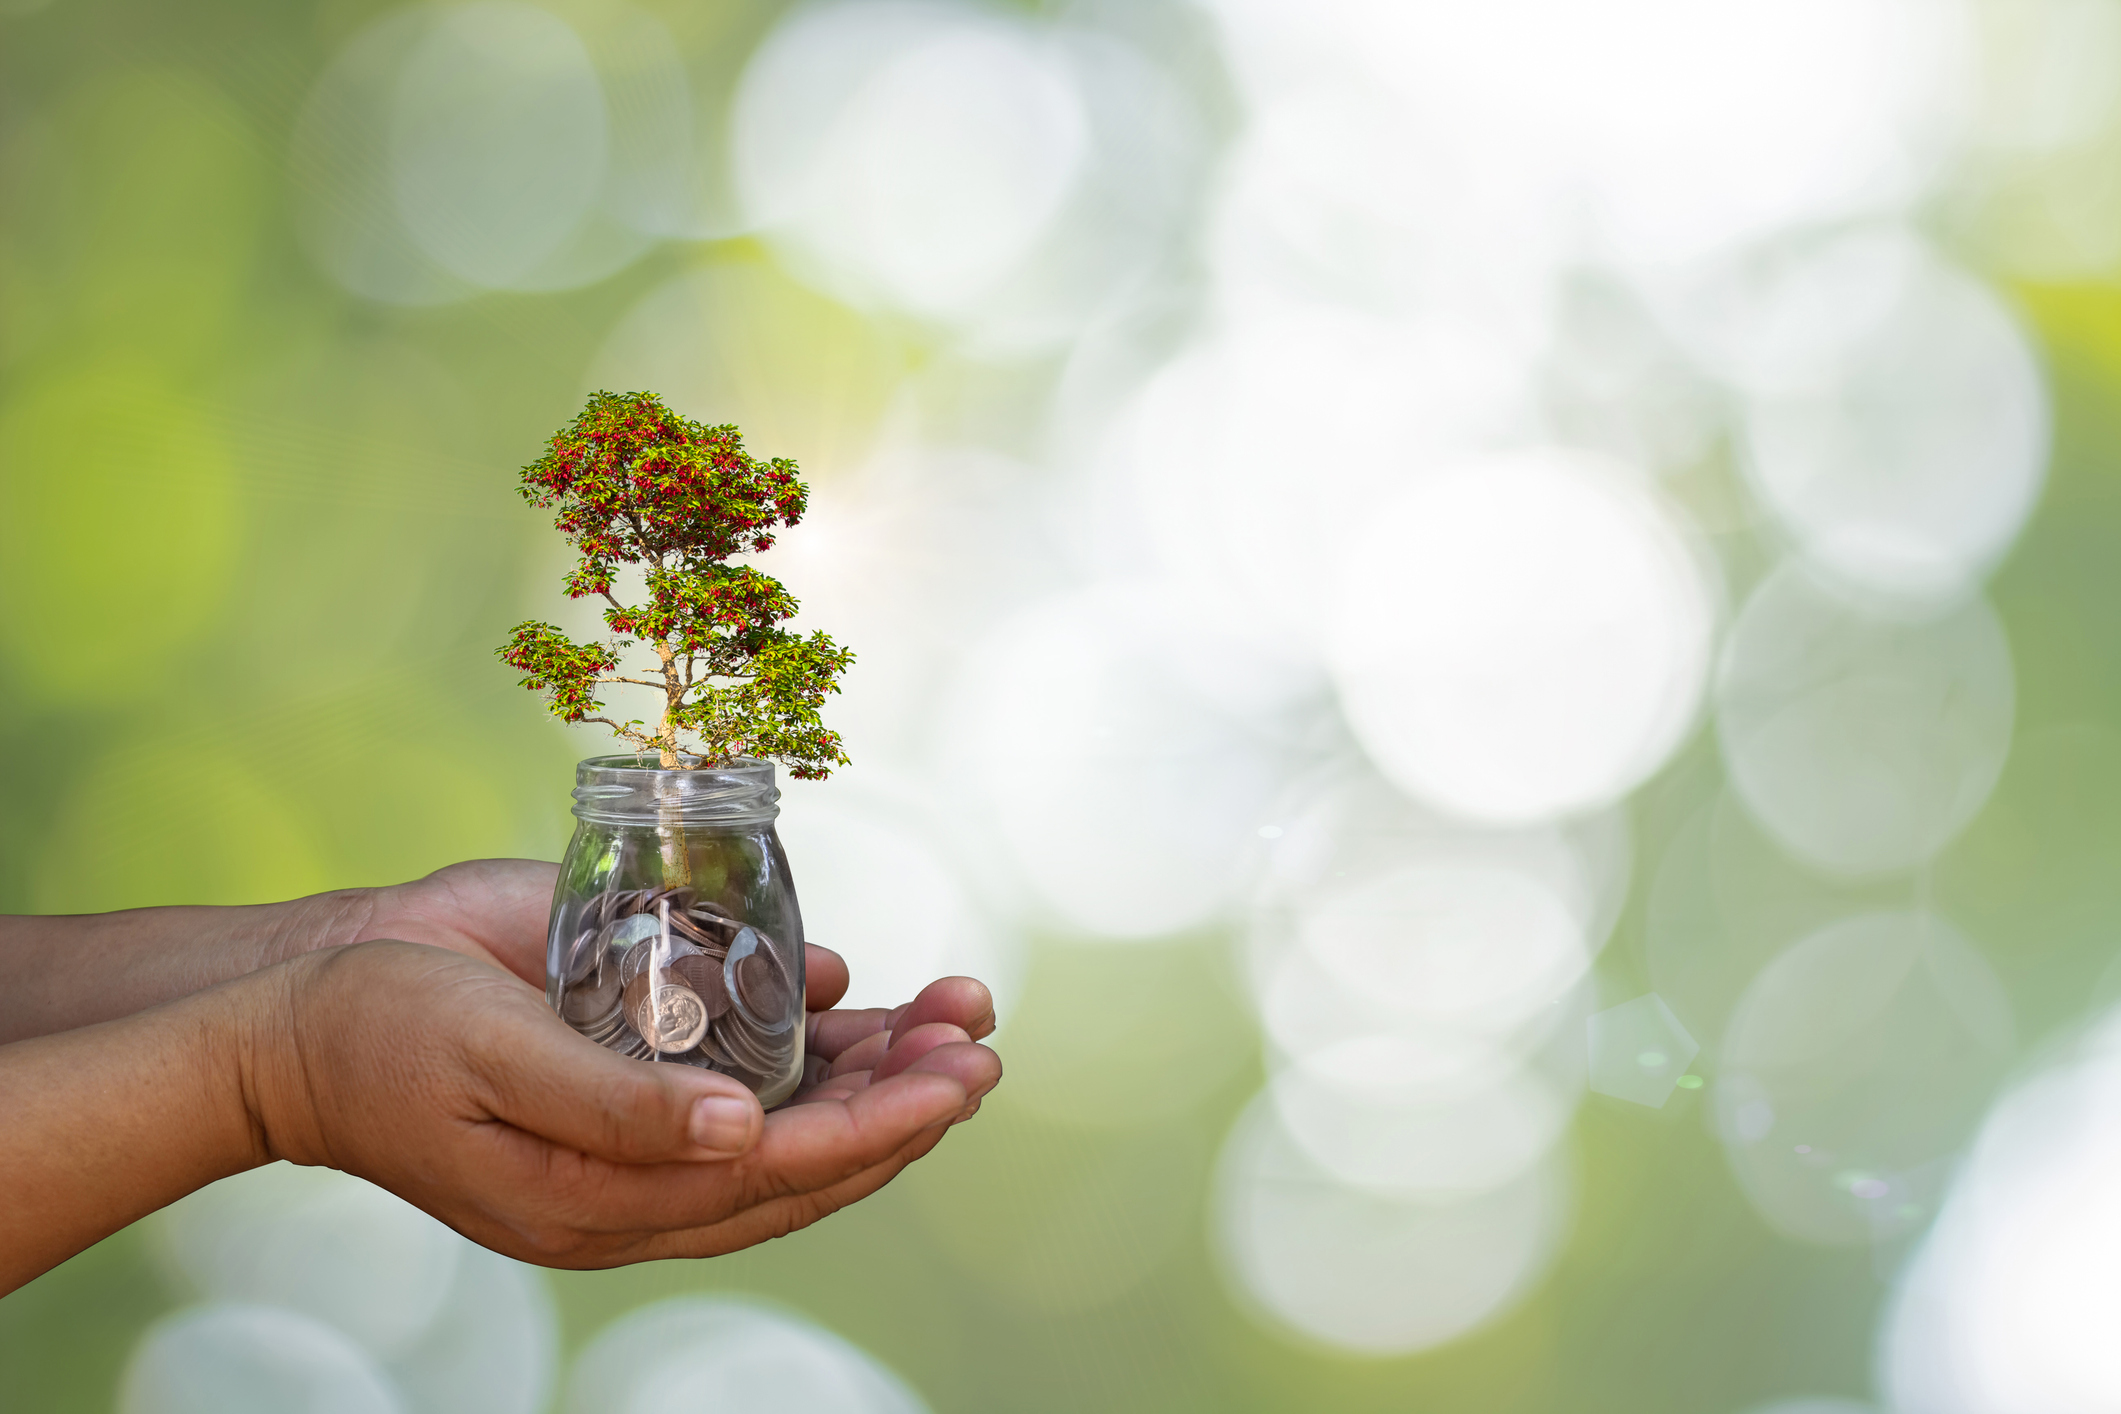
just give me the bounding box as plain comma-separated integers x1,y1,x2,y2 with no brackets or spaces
9,1,2121,1411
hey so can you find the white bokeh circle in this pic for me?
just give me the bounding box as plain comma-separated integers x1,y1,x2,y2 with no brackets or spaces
383,1245,557,1414
119,1304,403,1414
1212,1092,1570,1356
389,2,610,286
772,789,1020,1018
1119,303,1538,656
1715,911,2014,1246
1880,1011,2121,1414
733,2,1088,322
291,1,685,303
153,1163,462,1361
564,1295,928,1414
1269,1037,1575,1198
1716,560,2016,877
1328,448,1714,825
1202,0,1970,267
947,583,1287,940
1703,230,2048,600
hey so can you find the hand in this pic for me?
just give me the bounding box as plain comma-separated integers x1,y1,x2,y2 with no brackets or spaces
332,859,561,985
349,858,998,1115
245,939,1001,1267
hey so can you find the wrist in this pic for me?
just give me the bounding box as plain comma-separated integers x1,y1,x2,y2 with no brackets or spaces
0,974,276,1292
252,887,383,970
223,951,333,1169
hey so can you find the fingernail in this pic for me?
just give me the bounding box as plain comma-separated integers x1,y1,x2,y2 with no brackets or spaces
689,1095,756,1155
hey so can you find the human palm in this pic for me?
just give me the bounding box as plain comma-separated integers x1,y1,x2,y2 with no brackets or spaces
354,858,998,1104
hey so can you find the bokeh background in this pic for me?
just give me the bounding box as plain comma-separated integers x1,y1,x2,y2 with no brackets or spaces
7,0,2121,1411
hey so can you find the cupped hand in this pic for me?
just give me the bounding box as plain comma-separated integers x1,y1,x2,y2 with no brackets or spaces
247,936,1000,1267
348,858,999,1114
342,859,562,984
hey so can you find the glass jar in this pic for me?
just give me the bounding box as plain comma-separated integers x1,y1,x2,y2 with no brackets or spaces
546,755,806,1108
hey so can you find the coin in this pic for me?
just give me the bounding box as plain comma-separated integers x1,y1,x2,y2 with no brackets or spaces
623,967,708,1054
713,1008,793,1078
617,931,703,990
603,912,664,952
692,1023,739,1068
560,965,621,1027
723,927,795,1036
579,998,634,1050
668,951,732,1018
561,924,601,985
644,984,708,1054
665,911,725,950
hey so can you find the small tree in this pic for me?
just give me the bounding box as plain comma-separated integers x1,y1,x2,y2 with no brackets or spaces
499,390,852,780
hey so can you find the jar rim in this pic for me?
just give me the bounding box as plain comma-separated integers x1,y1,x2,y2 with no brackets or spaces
577,753,776,777
571,754,780,826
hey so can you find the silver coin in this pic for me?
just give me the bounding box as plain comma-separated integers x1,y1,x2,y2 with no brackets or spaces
603,912,663,949
560,968,621,1027
579,1002,634,1049
638,982,707,1053
692,1024,739,1069
714,1007,794,1078
561,924,602,985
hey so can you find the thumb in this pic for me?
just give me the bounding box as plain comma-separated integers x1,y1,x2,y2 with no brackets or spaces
464,991,765,1162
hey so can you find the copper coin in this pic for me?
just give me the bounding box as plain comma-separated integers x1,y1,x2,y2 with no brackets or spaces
668,952,732,1018
723,927,795,1035
616,925,702,990
665,911,727,950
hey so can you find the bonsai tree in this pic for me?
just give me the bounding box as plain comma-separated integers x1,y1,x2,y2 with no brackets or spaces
499,390,853,780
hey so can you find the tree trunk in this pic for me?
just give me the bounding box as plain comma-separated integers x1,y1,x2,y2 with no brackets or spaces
655,642,690,885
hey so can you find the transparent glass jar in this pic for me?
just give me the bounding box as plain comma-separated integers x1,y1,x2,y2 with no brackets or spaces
546,755,806,1107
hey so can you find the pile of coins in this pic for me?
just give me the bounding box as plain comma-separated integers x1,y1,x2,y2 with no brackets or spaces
557,884,796,1087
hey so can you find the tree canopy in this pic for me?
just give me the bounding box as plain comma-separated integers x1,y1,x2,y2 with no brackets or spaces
498,391,852,777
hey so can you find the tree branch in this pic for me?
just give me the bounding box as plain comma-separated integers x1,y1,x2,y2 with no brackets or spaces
581,715,649,742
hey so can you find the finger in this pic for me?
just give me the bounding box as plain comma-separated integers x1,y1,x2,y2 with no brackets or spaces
825,1027,892,1079
808,1006,892,1061
887,977,996,1044
510,1068,969,1236
870,1023,970,1081
902,1041,1002,1116
812,1040,999,1110
808,974,996,1060
741,1069,966,1197
804,944,848,1012
623,1117,960,1262
790,1068,872,1105
458,984,765,1163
